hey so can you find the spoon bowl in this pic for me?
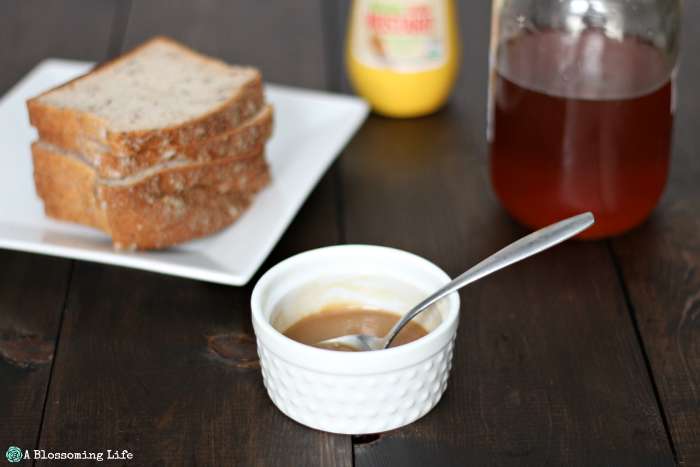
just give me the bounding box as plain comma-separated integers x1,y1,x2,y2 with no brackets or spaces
318,212,595,351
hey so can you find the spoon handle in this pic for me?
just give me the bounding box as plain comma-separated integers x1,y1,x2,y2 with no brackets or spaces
383,212,595,348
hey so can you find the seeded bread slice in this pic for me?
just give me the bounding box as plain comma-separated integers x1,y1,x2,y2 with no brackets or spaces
27,36,265,165
32,141,270,250
48,104,273,179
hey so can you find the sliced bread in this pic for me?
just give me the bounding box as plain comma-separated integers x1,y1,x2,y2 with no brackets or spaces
27,36,265,163
32,141,270,250
69,104,273,179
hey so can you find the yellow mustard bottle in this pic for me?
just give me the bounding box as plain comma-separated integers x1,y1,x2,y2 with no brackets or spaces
346,0,460,118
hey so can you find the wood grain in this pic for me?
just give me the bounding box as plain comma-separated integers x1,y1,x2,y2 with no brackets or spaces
0,0,118,92
0,0,117,456
610,2,700,464
124,0,328,89
38,264,349,466
0,253,71,456
339,114,674,467
36,1,351,465
330,1,675,465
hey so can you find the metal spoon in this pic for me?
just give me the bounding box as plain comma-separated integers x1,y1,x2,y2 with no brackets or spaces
317,212,595,351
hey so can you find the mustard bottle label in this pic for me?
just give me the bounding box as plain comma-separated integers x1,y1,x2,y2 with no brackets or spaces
352,0,447,72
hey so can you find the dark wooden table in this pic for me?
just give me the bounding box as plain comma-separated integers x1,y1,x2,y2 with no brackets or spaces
1,1,698,466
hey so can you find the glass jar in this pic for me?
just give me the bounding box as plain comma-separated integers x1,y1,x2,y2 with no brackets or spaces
488,0,681,238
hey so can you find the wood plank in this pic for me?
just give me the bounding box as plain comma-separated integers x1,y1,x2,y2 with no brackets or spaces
39,264,348,466
342,117,674,467
330,2,675,465
37,1,351,465
610,2,700,464
0,0,117,456
123,0,327,89
0,0,119,92
0,253,71,458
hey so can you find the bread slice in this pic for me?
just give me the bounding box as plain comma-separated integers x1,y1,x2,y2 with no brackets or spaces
27,36,265,165
60,104,273,179
32,141,270,250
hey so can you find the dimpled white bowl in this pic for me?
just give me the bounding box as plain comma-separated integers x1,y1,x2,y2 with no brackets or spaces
251,245,460,434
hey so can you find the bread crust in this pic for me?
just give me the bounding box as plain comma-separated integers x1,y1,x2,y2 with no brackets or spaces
32,142,110,231
32,141,270,250
26,36,265,170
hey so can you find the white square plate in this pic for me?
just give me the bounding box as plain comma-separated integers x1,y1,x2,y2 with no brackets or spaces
0,59,368,285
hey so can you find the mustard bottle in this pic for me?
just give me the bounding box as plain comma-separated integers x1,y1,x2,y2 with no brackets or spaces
346,0,460,118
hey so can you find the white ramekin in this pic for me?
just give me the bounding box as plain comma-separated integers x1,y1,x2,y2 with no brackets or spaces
251,245,460,434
